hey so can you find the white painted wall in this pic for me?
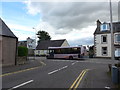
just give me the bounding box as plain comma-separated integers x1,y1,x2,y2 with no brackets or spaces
35,50,48,56
95,34,111,57
61,40,70,47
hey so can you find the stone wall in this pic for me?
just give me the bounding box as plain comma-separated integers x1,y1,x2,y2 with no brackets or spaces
17,56,27,65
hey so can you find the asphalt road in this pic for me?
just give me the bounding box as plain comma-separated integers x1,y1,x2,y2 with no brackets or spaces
2,58,118,89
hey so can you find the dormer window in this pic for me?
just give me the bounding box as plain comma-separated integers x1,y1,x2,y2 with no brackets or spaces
100,23,110,31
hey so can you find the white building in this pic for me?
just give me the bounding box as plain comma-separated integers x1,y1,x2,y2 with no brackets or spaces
27,37,36,49
94,20,120,59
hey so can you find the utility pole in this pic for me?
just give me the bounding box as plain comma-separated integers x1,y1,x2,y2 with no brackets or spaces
109,0,114,65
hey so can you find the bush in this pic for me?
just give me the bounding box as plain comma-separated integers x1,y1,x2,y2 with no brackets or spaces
18,46,28,57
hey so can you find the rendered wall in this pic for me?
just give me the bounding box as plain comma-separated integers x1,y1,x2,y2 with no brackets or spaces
2,36,17,66
95,34,111,58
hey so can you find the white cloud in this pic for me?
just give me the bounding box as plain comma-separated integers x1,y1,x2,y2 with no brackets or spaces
23,1,118,45
36,20,95,45
23,0,119,2
7,23,35,32
7,23,35,41
24,0,40,15
24,2,118,31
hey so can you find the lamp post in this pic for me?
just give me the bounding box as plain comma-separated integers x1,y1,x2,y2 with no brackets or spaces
33,27,37,60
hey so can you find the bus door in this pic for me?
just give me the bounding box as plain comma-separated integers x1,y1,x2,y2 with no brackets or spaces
49,49,54,58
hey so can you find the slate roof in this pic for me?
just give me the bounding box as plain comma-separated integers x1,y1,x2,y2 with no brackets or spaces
36,39,66,50
94,21,120,35
0,18,17,38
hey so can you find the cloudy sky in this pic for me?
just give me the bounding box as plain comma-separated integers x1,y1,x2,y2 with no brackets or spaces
1,0,119,46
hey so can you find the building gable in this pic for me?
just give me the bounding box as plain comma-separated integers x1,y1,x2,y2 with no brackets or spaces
61,39,70,47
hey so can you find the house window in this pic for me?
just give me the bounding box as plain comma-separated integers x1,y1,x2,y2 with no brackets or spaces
100,24,110,31
101,35,107,43
38,51,40,54
115,48,120,57
115,34,120,43
102,47,107,56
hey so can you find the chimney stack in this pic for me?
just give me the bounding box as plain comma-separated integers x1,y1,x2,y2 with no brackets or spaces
96,19,101,28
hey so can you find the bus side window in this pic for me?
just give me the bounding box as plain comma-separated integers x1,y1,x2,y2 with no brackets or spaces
54,49,61,54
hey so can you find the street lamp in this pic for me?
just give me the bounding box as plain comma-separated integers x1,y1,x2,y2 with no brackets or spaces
33,27,37,60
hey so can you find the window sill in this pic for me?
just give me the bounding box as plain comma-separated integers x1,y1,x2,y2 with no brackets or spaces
101,42,107,44
102,54,108,56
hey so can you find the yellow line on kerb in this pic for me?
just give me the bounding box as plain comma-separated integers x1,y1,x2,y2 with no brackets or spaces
0,66,40,77
69,69,89,90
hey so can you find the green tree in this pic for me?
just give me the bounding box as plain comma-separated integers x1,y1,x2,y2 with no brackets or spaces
36,30,51,43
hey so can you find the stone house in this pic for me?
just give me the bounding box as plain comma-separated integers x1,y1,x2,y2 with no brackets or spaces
94,20,120,59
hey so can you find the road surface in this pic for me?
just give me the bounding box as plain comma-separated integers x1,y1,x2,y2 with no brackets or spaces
2,58,117,89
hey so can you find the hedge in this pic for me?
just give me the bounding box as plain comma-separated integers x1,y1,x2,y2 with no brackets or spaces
18,46,28,57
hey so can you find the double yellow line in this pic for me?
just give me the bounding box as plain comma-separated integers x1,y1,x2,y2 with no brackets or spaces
69,69,89,90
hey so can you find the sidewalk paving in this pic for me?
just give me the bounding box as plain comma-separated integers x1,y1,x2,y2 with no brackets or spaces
81,67,117,89
2,59,43,74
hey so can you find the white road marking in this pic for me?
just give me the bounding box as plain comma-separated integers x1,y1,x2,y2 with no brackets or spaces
48,65,68,75
72,63,75,65
71,61,78,65
60,66,68,70
48,70,59,75
105,86,111,89
9,80,33,90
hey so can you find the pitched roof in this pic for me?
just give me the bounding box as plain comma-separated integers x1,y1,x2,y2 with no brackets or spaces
36,39,66,50
94,21,120,35
0,18,17,38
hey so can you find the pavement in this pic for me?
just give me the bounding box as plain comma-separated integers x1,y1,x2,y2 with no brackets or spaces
1,57,119,89
81,67,114,88
2,57,45,74
81,58,119,89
